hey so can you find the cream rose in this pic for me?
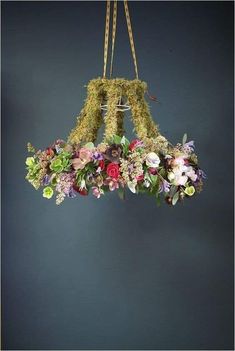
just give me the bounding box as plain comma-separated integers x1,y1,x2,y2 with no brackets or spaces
145,152,160,168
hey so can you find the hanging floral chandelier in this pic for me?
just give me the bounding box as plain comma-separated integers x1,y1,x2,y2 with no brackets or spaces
25,0,206,205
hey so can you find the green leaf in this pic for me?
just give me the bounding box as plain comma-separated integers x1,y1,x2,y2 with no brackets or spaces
169,185,177,197
112,135,122,145
149,174,158,186
182,133,187,145
59,151,71,158
172,192,179,205
84,142,94,149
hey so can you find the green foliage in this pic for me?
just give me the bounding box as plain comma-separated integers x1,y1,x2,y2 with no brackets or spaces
50,152,72,173
182,133,187,145
50,159,63,173
172,191,179,205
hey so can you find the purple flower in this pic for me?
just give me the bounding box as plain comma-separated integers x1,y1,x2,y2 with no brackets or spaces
92,151,103,161
68,188,77,198
56,172,75,195
159,179,171,193
182,140,195,153
42,174,50,186
104,144,122,163
197,169,207,179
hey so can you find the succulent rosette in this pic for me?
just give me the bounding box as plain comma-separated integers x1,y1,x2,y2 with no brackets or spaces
25,134,205,205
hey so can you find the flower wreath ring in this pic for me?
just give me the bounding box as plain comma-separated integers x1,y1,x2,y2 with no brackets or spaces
26,78,205,205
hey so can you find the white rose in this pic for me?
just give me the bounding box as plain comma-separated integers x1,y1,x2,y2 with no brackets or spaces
145,152,160,168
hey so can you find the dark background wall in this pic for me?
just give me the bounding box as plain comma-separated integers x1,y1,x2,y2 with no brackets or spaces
2,1,234,350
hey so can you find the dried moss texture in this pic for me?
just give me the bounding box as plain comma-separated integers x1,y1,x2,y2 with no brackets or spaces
68,80,103,144
68,78,169,153
103,81,122,140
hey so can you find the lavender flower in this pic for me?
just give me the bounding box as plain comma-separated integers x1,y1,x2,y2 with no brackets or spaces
197,169,207,179
42,174,50,186
92,151,103,161
56,172,75,196
68,188,77,198
159,179,171,193
182,140,195,153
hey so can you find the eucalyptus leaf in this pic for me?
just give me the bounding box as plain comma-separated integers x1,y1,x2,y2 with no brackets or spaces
182,133,187,145
172,192,179,205
169,185,177,197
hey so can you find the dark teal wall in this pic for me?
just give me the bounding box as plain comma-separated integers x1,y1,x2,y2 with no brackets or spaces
2,1,234,349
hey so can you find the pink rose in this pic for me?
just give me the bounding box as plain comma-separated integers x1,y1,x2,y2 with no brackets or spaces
72,147,92,170
72,158,87,170
79,148,92,162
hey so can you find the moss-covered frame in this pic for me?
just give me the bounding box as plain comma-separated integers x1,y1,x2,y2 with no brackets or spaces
68,78,169,153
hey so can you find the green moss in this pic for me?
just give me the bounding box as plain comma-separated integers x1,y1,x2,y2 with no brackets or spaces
67,77,169,153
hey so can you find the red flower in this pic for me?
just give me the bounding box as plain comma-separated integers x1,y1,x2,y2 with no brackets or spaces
129,139,143,151
136,174,144,182
46,147,54,156
78,189,88,196
148,167,158,175
98,160,105,171
106,163,120,179
73,184,88,196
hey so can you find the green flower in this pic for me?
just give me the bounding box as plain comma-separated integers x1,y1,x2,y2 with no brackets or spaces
184,186,195,196
43,186,54,199
26,157,35,167
50,159,63,173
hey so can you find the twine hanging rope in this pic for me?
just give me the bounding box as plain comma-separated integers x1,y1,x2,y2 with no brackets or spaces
109,0,117,77
123,0,139,79
103,0,139,79
103,0,111,78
